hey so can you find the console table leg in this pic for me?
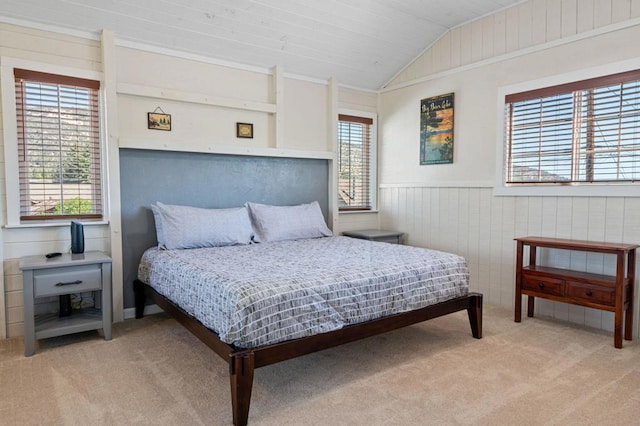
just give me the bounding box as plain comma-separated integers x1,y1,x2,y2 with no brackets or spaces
614,313,623,349
527,295,535,317
625,249,635,342
624,306,633,341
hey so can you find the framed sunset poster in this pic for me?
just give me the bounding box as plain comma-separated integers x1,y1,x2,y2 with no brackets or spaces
420,93,454,165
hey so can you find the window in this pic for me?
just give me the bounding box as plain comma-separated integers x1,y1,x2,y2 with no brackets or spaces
338,113,376,211
14,68,103,221
504,69,640,185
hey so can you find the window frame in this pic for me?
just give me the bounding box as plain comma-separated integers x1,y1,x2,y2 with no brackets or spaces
495,58,640,197
337,109,378,213
1,57,108,227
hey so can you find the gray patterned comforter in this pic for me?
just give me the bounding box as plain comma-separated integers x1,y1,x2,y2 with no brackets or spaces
138,236,469,348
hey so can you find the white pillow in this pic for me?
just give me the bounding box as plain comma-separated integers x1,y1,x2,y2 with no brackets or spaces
246,201,333,243
152,202,253,249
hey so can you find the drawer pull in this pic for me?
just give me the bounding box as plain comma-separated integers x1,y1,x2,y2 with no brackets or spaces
585,290,593,297
538,282,545,289
55,280,83,287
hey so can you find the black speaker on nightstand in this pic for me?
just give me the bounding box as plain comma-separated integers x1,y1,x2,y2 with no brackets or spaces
70,221,84,254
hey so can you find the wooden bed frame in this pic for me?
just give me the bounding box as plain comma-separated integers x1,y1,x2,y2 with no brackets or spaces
134,279,483,426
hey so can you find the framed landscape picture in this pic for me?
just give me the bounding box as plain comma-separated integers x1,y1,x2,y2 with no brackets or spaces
147,112,171,131
420,93,454,165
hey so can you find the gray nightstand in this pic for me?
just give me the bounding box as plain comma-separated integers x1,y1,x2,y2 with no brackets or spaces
20,251,112,356
342,229,404,244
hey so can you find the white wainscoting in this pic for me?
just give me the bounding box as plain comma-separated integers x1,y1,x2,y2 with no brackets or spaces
379,185,640,338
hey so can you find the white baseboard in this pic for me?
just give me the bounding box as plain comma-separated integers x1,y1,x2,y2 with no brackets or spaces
123,304,164,320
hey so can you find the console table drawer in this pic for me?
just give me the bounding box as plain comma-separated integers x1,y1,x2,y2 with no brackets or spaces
566,281,615,306
522,275,564,297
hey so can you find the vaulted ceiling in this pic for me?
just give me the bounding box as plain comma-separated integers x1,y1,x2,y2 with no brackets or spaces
0,0,524,90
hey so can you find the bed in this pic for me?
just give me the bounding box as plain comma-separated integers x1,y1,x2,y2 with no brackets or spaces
133,200,483,426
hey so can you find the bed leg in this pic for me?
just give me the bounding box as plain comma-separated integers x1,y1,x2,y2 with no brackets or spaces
467,293,483,339
134,279,146,319
230,352,255,426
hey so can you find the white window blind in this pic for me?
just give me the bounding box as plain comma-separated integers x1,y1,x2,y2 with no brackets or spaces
338,114,372,211
15,68,103,221
505,69,640,185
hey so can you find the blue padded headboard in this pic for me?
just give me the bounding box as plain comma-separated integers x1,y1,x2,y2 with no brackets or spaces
119,148,330,308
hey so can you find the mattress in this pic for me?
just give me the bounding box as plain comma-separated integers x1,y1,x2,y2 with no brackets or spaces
138,236,469,348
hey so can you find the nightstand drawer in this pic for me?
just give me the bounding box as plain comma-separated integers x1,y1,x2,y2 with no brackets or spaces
34,265,102,297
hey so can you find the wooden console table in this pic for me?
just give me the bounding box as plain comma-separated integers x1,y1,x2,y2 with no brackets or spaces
514,236,638,348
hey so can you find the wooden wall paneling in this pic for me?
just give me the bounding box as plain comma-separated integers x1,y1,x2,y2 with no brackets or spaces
488,195,504,304
477,188,493,299
419,188,429,246
531,0,549,45
622,197,640,337
458,188,470,262
576,0,596,33
447,188,461,254
555,197,573,240
569,197,589,271
467,189,481,291
429,188,441,250
541,197,558,237
481,16,495,60
384,188,397,231
632,0,640,17
545,0,563,42
0,26,101,66
525,197,555,317
586,197,607,330
586,198,606,275
526,197,543,237
600,194,617,334
470,20,484,63
514,197,530,239
459,24,473,66
565,197,589,324
431,36,443,74
412,188,424,247
500,197,516,307
541,197,568,321
449,27,462,69
397,188,408,242
411,54,424,83
421,46,433,77
517,1,534,50
493,10,507,57
436,188,448,251
594,0,614,27
505,6,520,53
603,198,625,277
612,0,633,22
439,31,452,73
621,198,640,245
561,0,578,38
552,196,572,321
404,188,415,245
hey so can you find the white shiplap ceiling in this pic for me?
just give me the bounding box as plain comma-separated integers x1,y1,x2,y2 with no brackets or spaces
0,0,523,90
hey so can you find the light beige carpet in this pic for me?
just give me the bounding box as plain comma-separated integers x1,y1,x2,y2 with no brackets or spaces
1,305,639,425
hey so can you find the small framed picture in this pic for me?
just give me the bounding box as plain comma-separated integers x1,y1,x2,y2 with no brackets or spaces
148,112,171,131
236,122,253,139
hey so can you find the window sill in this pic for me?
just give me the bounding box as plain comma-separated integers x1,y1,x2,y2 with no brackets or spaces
339,209,379,214
493,183,640,197
3,220,110,229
